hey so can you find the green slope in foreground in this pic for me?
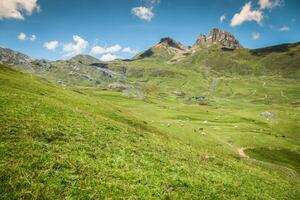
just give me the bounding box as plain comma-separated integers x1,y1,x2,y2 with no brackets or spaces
1,62,300,199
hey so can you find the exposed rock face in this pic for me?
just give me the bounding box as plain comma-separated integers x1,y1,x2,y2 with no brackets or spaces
195,34,207,46
194,28,242,49
0,47,34,65
158,37,187,50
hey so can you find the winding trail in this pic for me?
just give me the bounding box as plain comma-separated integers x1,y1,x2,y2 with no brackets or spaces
237,147,299,177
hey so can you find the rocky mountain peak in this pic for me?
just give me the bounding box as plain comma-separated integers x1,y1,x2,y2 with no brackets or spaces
157,37,187,50
194,28,242,49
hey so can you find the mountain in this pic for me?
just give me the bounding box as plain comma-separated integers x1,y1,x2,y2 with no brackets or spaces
134,37,188,60
0,48,125,86
1,28,299,83
0,47,35,72
0,47,34,65
193,28,242,49
135,28,243,61
68,54,101,65
0,28,300,199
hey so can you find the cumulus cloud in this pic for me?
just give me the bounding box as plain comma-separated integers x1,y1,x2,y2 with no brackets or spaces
63,35,89,57
100,54,118,62
43,41,59,51
220,15,226,23
30,34,36,41
231,2,264,27
90,44,122,55
0,0,40,20
259,0,283,9
131,6,154,21
279,26,289,31
252,32,260,40
18,32,26,40
106,44,122,53
122,47,137,54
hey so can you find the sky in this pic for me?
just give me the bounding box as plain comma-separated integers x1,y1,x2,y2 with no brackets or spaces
0,0,299,61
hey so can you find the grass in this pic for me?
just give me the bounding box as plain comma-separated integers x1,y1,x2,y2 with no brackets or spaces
246,148,300,174
1,42,300,199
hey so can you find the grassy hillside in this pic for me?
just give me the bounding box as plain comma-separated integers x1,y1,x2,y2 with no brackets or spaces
1,60,300,199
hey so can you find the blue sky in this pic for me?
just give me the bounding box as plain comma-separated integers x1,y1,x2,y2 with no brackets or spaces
0,0,299,61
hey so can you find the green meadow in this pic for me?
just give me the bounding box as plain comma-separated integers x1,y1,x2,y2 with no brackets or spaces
1,44,300,200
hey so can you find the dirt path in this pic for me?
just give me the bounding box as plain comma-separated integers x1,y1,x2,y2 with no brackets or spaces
238,147,299,177
238,147,250,159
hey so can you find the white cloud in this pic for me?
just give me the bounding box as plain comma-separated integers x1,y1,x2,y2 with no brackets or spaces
30,34,36,41
43,41,59,51
0,0,40,20
18,32,26,40
90,44,122,55
131,6,154,22
142,0,160,6
17,32,37,41
106,44,122,53
63,35,89,57
90,46,106,55
279,26,290,31
100,54,118,62
259,0,283,9
231,2,264,27
252,32,260,40
122,47,137,54
220,15,226,23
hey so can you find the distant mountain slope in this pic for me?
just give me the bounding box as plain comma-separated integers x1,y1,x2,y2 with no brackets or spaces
134,37,189,60
176,41,300,77
0,47,34,65
0,48,124,86
1,28,299,87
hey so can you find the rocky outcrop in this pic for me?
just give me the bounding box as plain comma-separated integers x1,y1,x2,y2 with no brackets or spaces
194,28,242,49
195,34,207,46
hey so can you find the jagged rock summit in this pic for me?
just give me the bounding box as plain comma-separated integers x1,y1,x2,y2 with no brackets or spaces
194,28,242,49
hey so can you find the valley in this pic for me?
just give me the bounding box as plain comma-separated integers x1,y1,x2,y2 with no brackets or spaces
0,28,300,199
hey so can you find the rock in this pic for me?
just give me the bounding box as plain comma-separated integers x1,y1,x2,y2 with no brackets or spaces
108,83,127,91
260,111,275,118
195,34,207,46
192,96,206,100
194,28,242,49
173,91,185,97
